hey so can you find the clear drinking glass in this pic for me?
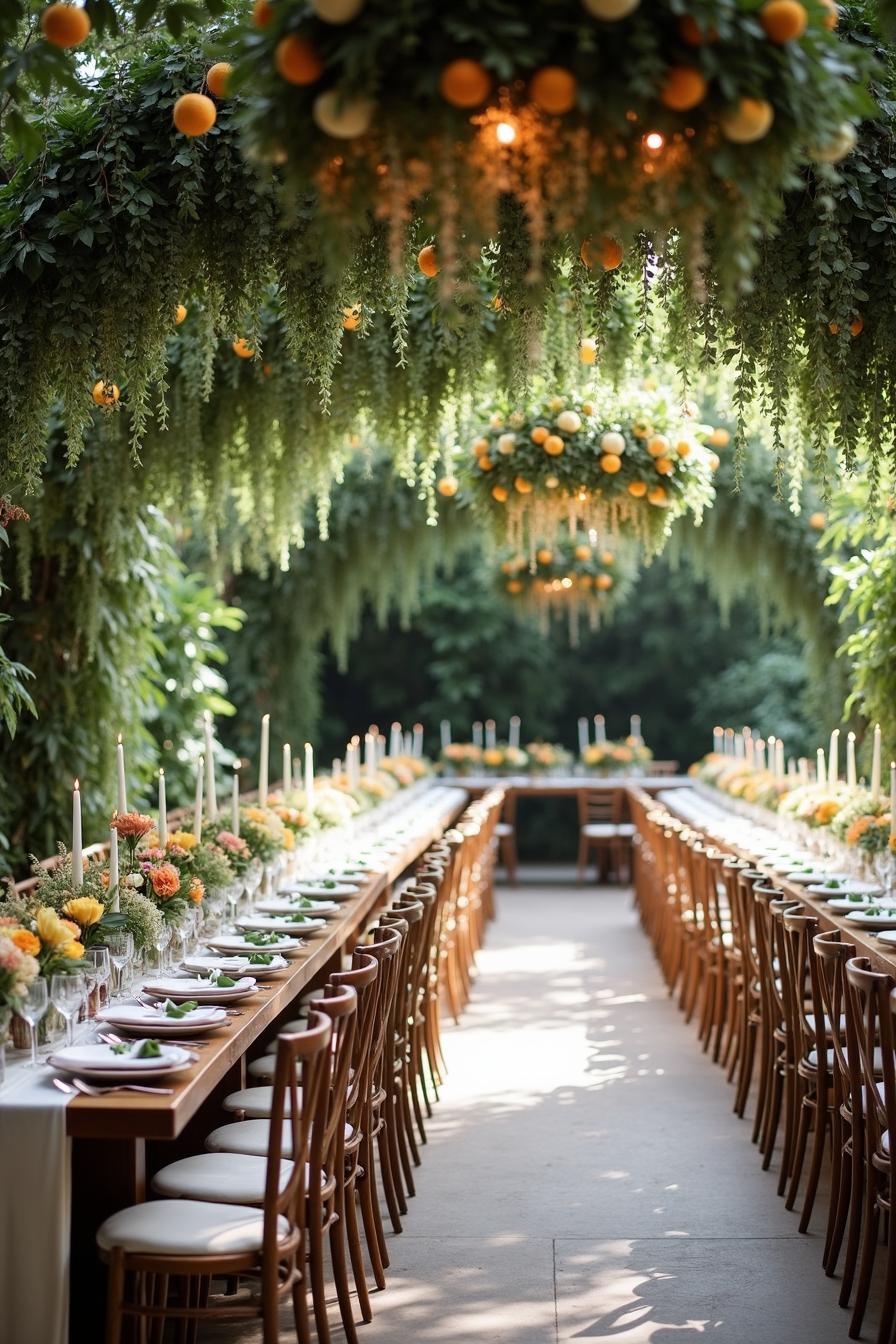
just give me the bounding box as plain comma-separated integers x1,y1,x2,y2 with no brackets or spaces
20,979,48,1068
226,882,242,931
86,947,111,1012
176,910,195,966
108,931,134,999
154,922,172,974
50,972,85,1049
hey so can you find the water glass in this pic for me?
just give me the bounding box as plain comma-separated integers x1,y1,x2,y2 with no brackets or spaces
50,973,84,1049
154,922,172,973
107,931,134,999
19,979,49,1068
85,947,111,1013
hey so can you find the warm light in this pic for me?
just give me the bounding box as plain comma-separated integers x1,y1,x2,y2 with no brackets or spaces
561,577,573,589
643,131,665,153
496,120,517,145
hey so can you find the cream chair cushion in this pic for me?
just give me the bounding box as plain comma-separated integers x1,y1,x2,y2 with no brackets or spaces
96,1198,287,1255
223,1086,283,1117
151,1152,293,1205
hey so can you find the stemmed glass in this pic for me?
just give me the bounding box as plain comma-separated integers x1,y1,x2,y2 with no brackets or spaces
86,948,111,1014
175,910,196,967
50,972,85,1049
107,931,134,999
226,882,243,932
20,980,48,1069
154,922,172,974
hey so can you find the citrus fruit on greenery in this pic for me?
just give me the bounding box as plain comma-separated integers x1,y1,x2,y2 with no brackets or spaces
574,544,592,561
582,402,594,416
660,66,708,111
601,431,625,455
545,475,560,488
809,123,857,163
648,485,669,505
312,0,365,21
232,338,255,358
707,453,720,471
206,62,232,96
581,0,640,17
600,453,622,473
760,0,808,41
720,98,774,144
820,0,838,27
497,433,516,455
628,480,648,497
492,485,509,502
529,66,578,115
647,434,669,457
596,574,613,591
601,551,614,565
418,244,439,277
275,36,324,84
556,410,582,433
173,93,217,137
41,3,91,48
515,477,534,494
437,476,459,497
506,579,523,593
580,236,624,271
478,457,494,471
313,90,374,137
654,457,674,475
440,59,492,108
580,339,597,365
678,14,718,43
536,548,554,564
342,305,362,330
708,427,730,447
531,426,549,445
92,380,119,406
174,304,187,325
253,0,274,26
809,511,827,530
676,439,692,457
544,435,565,456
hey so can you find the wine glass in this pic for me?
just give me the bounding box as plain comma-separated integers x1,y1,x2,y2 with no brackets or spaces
50,972,85,1049
20,979,48,1069
175,909,195,967
226,882,242,932
154,922,172,974
86,947,111,1012
107,931,134,999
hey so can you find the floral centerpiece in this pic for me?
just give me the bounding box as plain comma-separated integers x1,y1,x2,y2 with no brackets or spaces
464,386,717,557
481,744,530,774
440,743,484,774
0,906,89,1046
112,813,234,928
238,805,288,863
582,738,653,775
357,771,399,802
314,786,361,829
0,925,39,1034
525,741,573,774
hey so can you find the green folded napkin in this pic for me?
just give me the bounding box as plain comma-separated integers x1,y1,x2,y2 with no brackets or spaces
248,952,275,965
205,971,238,987
111,1039,162,1057
163,998,198,1019
243,931,280,946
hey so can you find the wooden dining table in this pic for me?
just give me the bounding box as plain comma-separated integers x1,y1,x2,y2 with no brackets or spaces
64,783,468,1335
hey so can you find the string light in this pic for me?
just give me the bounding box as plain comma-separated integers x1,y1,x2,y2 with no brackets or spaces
643,130,665,154
496,120,517,145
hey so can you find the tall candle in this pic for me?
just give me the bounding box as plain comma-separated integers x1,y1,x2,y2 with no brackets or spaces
231,764,240,836
413,723,424,758
72,780,83,891
508,716,521,749
158,768,167,847
259,714,270,805
194,755,204,842
472,721,483,748
485,719,497,750
734,732,744,759
775,738,785,780
364,732,375,777
828,728,840,785
594,715,607,744
745,736,756,769
377,733,386,764
713,726,723,754
304,742,315,810
389,722,402,757
816,748,826,786
282,743,292,801
109,826,120,913
755,739,765,771
116,734,127,815
872,724,882,800
890,762,896,839
630,714,641,742
403,731,413,756
724,728,734,756
847,732,857,788
798,757,809,783
440,719,451,750
332,757,342,778
787,757,797,777
203,712,218,820
578,717,589,754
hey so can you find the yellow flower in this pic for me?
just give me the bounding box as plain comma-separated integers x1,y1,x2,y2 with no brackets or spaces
63,941,85,960
10,928,40,957
168,829,198,851
483,748,503,767
62,896,106,928
36,907,73,949
282,829,295,851
188,877,205,904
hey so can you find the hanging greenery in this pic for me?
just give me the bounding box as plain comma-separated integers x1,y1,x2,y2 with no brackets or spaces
498,533,636,646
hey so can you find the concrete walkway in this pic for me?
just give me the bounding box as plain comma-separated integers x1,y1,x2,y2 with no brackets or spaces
216,868,871,1343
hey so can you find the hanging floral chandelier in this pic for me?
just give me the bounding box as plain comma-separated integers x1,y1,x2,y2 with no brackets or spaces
462,384,719,556
500,534,635,645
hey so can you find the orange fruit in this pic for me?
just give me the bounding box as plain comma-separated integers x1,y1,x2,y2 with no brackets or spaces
473,436,490,454
582,401,594,415
506,579,523,594
760,0,808,41
529,66,578,115
708,427,730,447
536,548,554,564
647,434,669,457
232,338,255,358
600,453,622,473
531,426,549,445
206,62,232,97
263,363,273,376
660,66,708,111
173,93,217,137
655,457,674,475
543,435,565,456
342,305,361,330
437,475,459,497
595,573,613,591
580,236,624,271
628,480,648,497
41,3,90,48
515,476,534,494
678,14,718,43
601,550,614,565
478,457,494,472
418,244,439,277
720,98,774,144
707,453,720,471
253,0,274,26
492,485,509,502
574,544,592,560
174,304,187,325
580,338,597,365
92,379,119,406
851,316,864,336
275,35,324,84
809,511,827,530
439,59,492,109
676,438,692,457
648,485,669,505
820,0,838,27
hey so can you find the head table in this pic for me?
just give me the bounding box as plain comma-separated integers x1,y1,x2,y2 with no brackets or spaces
0,781,468,1344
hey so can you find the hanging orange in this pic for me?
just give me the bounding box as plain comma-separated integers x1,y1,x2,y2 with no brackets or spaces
92,380,119,406
206,62,232,97
543,435,565,456
627,480,648,497
760,0,808,41
600,453,622,473
654,457,674,475
41,3,91,47
678,14,718,43
580,236,624,271
595,574,613,591
174,304,187,325
531,426,550,445
418,244,439,277
492,485,509,502
342,305,362,330
820,0,838,27
648,485,668,505
253,0,274,26
708,427,730,447
660,66,708,111
232,338,255,358
478,457,494,472
515,477,534,494
529,66,578,115
439,59,492,108
173,93,217,137
720,97,774,144
437,476,459,497
275,35,324,84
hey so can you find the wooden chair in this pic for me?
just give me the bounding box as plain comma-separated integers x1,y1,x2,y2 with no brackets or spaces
98,1012,332,1344
577,788,635,883
645,760,680,776
494,790,518,884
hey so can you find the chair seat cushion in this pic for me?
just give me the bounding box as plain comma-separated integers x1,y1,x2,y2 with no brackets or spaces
582,823,620,838
151,1152,293,1205
249,1054,277,1079
207,1118,354,1157
495,822,514,838
809,1045,884,1072
805,1013,847,1035
96,1199,287,1256
224,1086,286,1118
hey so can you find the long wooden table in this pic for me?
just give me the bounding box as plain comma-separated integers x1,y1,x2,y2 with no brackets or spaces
67,783,468,1334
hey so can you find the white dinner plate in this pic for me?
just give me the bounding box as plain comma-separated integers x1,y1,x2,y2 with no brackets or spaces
237,916,327,936
291,883,360,899
872,930,896,947
182,953,289,978
845,908,896,929
807,881,884,899
256,898,339,916
786,870,851,886
827,895,882,912
50,1042,193,1080
142,975,258,1002
204,934,305,956
97,1002,228,1035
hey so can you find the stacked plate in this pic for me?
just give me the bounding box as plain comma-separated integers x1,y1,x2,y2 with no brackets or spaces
50,1041,193,1081
256,897,339,916
182,953,289,979
237,915,327,936
97,1001,229,1036
205,934,305,956
142,975,258,1003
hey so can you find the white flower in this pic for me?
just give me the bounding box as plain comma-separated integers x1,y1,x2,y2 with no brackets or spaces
508,411,526,429
125,872,144,889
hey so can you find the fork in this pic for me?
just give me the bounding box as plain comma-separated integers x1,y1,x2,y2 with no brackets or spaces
53,1077,174,1097
98,1031,204,1056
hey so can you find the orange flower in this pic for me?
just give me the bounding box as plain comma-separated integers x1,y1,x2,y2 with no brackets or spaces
814,800,840,826
10,929,40,956
149,863,181,899
111,811,155,840
846,816,874,845
188,877,205,904
60,918,80,938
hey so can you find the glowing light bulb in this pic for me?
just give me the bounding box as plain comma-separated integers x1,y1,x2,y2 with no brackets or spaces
496,120,517,145
643,131,665,154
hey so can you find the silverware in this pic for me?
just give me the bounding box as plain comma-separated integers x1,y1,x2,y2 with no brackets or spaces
53,1077,174,1096
97,1032,201,1059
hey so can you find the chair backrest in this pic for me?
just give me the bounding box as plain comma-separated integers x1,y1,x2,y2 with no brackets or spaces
780,904,822,1065
263,1009,331,1261
306,983,358,1179
751,883,789,1027
330,951,380,1122
361,923,404,1097
846,957,896,1158
646,760,679,776
813,928,856,1115
578,788,625,826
